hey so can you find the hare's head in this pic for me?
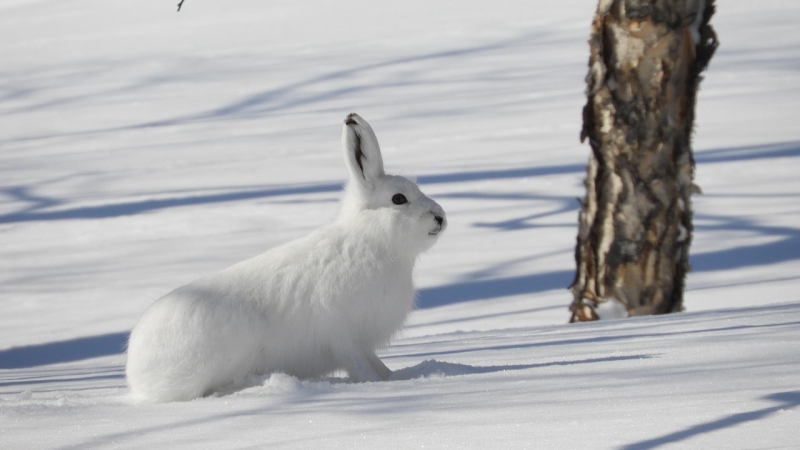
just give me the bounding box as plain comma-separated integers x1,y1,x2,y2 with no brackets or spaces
339,113,446,252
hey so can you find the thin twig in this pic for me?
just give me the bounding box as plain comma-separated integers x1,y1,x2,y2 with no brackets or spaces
177,0,185,12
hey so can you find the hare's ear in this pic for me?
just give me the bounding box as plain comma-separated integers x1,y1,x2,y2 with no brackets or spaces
342,113,385,188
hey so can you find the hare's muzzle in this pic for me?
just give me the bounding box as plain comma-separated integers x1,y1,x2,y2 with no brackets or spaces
429,214,446,236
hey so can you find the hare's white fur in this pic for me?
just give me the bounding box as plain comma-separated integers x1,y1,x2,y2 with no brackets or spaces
126,114,446,403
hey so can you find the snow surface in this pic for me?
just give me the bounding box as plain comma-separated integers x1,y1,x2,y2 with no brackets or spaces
1,0,799,448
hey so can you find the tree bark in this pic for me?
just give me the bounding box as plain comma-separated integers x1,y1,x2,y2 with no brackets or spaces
569,0,718,322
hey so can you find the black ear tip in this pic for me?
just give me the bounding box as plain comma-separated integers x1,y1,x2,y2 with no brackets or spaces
345,113,359,126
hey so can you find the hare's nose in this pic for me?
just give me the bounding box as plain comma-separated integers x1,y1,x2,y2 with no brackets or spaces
435,216,444,226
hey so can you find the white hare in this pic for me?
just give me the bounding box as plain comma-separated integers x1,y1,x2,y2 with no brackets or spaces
126,113,446,402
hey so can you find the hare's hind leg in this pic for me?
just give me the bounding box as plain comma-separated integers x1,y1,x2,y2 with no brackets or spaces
366,352,392,381
341,352,391,383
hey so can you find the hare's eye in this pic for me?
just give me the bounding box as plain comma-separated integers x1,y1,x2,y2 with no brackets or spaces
392,193,408,205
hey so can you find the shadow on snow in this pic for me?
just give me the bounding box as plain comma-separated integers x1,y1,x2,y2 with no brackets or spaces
2,143,799,367
0,164,582,224
416,270,573,309
0,271,573,369
0,332,129,370
620,391,800,450
689,214,800,272
389,354,652,380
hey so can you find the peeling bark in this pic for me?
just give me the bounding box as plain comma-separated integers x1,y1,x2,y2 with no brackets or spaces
569,0,718,322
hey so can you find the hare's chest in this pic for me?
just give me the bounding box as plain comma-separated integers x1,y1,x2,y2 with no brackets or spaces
354,265,414,338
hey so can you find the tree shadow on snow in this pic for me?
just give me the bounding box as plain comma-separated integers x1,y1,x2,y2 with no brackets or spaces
393,316,800,361
694,141,800,164
416,270,573,309
0,367,125,390
0,163,582,224
0,183,343,224
689,214,800,272
1,30,556,139
687,141,800,272
0,332,129,369
620,391,800,450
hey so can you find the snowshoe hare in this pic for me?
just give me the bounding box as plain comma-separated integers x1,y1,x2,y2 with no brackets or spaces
126,114,446,402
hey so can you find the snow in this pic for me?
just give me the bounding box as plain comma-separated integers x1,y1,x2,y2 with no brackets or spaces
1,0,799,448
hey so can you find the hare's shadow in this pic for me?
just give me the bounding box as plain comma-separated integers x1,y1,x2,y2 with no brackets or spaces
238,354,652,396
388,354,652,381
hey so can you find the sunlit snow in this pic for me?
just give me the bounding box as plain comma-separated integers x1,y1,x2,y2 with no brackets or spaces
1,0,799,448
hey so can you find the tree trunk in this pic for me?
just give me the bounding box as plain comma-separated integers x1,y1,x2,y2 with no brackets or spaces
569,0,718,322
